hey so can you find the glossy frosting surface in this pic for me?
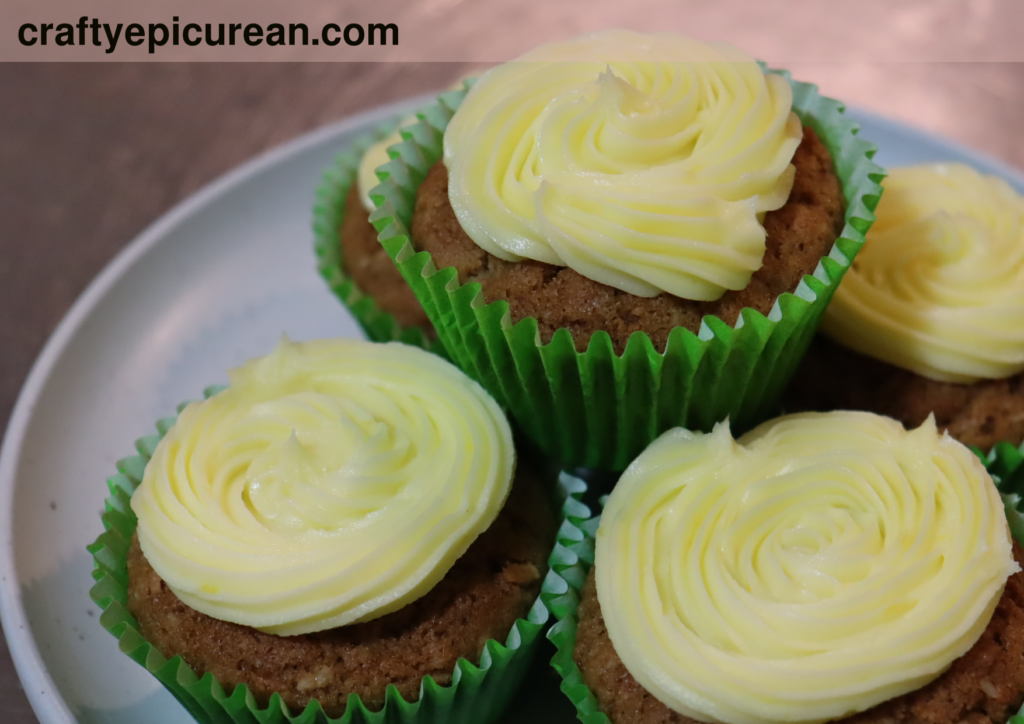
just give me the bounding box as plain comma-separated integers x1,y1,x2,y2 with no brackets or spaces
131,337,514,636
596,411,1018,724
443,29,802,301
823,163,1024,383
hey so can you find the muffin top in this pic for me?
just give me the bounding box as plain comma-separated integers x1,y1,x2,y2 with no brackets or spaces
443,29,802,302
130,337,514,636
822,163,1024,383
595,411,1018,724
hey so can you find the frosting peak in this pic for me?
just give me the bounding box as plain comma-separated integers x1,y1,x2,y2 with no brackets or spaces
822,163,1024,383
443,29,802,301
131,338,515,636
596,411,1018,724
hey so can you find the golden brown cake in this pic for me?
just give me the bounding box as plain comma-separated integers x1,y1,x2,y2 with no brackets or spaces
127,466,555,716
786,336,1024,450
119,337,553,720
574,553,1024,724
340,184,430,329
359,30,883,475
567,412,1024,724
412,126,844,354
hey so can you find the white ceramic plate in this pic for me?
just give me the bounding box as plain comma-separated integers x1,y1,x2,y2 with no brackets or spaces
3,97,1024,724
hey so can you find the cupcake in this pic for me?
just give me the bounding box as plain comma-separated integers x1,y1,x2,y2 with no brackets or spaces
89,337,556,722
370,29,885,470
544,411,1024,724
314,124,439,350
786,163,1024,449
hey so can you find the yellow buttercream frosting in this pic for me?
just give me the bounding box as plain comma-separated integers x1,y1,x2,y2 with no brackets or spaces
131,337,515,636
443,29,802,301
822,163,1024,383
596,411,1018,724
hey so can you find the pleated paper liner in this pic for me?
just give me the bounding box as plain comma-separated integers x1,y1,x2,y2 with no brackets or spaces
313,125,445,356
541,445,1024,724
368,75,886,472
88,385,550,724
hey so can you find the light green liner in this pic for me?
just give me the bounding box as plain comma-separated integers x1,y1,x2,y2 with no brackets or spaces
541,445,1024,724
313,125,445,355
88,386,551,724
368,75,886,471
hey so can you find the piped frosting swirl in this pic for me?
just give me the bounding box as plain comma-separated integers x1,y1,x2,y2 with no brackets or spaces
822,163,1024,383
131,337,514,636
443,29,802,301
596,411,1018,724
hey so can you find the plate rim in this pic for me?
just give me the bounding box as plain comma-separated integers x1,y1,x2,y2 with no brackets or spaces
0,93,432,724
2,98,1023,724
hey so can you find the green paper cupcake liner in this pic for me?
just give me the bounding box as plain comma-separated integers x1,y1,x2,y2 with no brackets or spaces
88,385,551,724
541,446,1024,724
368,75,886,471
313,124,446,356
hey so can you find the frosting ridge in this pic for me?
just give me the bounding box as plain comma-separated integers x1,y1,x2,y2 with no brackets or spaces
131,337,515,636
595,411,1018,724
443,29,802,301
822,163,1024,383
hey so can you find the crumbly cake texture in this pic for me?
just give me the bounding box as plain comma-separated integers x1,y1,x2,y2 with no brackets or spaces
573,549,1024,724
92,385,556,724
126,465,556,718
785,336,1024,450
411,126,844,354
369,76,883,471
340,184,431,330
544,470,1024,724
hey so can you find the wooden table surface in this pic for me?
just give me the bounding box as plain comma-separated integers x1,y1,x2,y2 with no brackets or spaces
2,4,1023,721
